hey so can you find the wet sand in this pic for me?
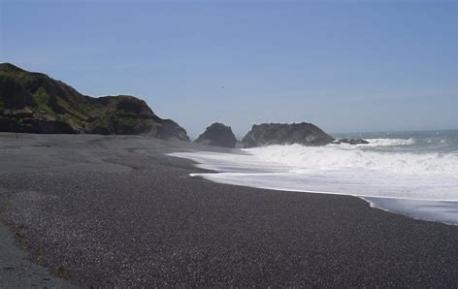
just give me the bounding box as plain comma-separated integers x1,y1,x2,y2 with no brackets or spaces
0,133,457,288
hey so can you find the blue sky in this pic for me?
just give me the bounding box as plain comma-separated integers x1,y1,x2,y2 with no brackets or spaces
1,0,457,137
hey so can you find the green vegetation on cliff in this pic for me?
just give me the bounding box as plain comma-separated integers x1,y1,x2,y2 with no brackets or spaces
0,63,189,140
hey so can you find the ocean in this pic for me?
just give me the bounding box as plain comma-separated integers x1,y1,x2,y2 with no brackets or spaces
171,130,458,226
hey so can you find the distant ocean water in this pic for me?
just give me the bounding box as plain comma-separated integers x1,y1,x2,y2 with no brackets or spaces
171,130,458,226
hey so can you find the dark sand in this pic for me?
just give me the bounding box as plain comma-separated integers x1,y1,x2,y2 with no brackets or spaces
0,133,457,288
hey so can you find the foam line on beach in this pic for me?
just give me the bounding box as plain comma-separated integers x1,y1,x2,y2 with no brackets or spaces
170,145,458,202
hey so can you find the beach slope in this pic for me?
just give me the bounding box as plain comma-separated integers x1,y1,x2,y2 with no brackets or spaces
0,133,457,288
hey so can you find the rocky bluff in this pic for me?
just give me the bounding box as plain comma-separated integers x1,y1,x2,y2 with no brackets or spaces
0,63,189,141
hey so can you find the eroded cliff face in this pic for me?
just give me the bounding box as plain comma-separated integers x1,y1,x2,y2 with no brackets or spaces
0,63,189,141
242,122,334,147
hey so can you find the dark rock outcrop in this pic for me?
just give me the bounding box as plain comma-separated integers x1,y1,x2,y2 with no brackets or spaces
157,119,190,142
242,122,334,147
334,138,369,145
195,122,237,148
0,63,189,140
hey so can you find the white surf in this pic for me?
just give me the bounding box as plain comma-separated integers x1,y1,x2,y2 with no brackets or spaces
170,136,458,224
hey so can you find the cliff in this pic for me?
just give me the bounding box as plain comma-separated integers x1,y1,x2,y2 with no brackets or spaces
0,63,189,141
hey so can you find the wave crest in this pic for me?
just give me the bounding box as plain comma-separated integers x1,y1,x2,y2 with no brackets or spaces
360,138,415,147
170,143,458,201
244,143,457,176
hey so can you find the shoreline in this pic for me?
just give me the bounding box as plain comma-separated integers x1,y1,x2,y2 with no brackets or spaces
364,197,458,227
1,133,458,288
171,149,458,227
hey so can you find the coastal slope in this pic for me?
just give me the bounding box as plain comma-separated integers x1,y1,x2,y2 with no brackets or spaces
0,63,189,140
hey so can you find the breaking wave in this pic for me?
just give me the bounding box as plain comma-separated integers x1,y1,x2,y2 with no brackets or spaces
170,143,458,202
362,138,415,147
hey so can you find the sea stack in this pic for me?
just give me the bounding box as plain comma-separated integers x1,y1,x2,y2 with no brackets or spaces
0,63,190,141
195,122,237,148
242,122,334,147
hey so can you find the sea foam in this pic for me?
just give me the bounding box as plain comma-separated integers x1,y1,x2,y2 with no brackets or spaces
359,137,416,147
170,141,458,202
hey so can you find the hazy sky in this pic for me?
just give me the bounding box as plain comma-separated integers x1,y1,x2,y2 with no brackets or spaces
1,0,457,137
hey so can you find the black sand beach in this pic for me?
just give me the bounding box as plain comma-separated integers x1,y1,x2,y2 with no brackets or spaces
1,133,458,288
